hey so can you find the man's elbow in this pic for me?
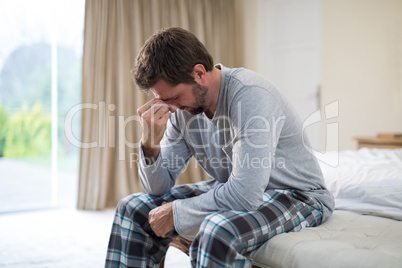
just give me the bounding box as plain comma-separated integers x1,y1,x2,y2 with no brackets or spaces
146,187,170,197
238,195,264,211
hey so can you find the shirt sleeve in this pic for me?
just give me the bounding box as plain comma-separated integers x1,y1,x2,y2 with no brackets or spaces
138,113,193,196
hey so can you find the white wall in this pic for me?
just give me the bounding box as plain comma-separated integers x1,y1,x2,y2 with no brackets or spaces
242,0,323,151
322,0,402,150
242,0,402,151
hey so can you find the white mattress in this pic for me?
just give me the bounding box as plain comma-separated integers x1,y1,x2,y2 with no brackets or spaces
248,210,402,268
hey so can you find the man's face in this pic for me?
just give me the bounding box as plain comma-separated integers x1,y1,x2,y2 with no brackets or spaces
150,79,208,115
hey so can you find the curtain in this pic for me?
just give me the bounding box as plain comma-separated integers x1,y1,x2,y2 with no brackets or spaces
78,0,244,210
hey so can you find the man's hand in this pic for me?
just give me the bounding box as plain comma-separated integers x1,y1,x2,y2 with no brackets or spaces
148,202,174,237
137,99,171,163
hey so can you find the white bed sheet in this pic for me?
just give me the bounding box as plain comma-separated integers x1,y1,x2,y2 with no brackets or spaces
319,148,402,220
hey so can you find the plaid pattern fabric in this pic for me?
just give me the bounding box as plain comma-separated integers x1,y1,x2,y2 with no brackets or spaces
190,189,322,268
105,181,323,268
105,180,216,268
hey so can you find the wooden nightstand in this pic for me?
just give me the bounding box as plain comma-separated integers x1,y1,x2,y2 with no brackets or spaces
354,136,402,149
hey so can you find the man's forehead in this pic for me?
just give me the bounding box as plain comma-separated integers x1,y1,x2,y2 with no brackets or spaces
151,80,188,100
150,88,176,101
150,80,171,96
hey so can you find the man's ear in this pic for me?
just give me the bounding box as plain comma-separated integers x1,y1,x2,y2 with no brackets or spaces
192,64,207,85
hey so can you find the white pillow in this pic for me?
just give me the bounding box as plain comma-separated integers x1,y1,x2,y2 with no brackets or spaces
317,148,402,220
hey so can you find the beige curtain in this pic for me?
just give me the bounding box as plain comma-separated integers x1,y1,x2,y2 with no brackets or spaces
78,0,244,210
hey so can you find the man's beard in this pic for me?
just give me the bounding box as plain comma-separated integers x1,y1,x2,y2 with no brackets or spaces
184,83,208,115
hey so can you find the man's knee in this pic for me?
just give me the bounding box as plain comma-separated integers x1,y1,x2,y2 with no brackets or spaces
115,192,151,218
198,212,237,239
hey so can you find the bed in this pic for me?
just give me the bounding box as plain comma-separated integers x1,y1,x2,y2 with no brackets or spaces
248,148,402,268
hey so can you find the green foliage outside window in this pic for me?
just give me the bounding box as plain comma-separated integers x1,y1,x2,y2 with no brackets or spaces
0,104,9,157
1,103,51,157
0,42,82,159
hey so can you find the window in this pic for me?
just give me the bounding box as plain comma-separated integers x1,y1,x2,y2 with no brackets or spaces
0,0,85,212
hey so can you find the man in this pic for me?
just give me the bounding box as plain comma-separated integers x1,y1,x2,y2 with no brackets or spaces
105,27,334,268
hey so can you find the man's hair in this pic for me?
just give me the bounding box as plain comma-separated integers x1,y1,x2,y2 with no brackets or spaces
131,27,214,92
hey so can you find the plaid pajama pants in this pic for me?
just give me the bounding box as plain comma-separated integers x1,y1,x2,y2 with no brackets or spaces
105,179,323,268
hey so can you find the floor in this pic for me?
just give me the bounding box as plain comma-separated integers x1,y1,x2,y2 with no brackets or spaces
0,158,191,267
0,208,191,267
0,158,77,213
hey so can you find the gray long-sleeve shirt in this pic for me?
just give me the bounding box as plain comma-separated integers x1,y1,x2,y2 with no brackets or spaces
138,65,334,240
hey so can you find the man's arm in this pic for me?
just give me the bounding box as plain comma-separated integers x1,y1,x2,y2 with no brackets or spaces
137,99,170,164
137,99,192,237
137,102,192,195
